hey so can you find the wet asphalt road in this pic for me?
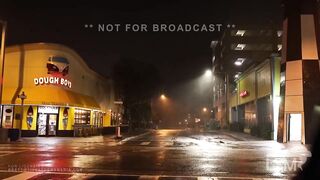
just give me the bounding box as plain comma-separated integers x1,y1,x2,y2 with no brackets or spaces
0,129,311,179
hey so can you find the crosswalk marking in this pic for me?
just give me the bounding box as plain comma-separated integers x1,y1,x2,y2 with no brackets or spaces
0,149,30,157
140,141,151,145
139,175,160,180
69,173,95,179
0,171,289,180
4,172,42,180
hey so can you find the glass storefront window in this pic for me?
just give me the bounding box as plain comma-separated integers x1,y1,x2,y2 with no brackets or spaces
74,109,91,124
92,111,103,127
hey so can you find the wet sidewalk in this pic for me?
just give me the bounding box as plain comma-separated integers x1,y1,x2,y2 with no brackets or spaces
220,130,264,141
9,129,153,145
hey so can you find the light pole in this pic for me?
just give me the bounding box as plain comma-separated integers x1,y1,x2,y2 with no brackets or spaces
202,107,209,130
18,91,27,138
0,20,7,107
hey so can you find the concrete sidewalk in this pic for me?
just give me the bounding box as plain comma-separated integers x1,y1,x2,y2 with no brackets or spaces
9,129,153,145
206,130,264,141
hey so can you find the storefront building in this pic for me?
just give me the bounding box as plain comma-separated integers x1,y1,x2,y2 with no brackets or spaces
279,0,320,145
0,43,114,137
229,57,281,140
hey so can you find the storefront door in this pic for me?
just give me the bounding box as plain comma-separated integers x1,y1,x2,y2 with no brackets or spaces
288,113,302,142
37,114,58,136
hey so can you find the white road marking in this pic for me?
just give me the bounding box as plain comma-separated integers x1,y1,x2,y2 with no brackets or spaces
69,173,96,179
198,177,216,180
0,171,289,180
118,131,153,144
4,172,42,180
140,141,151,145
0,150,30,157
164,142,173,146
139,175,160,180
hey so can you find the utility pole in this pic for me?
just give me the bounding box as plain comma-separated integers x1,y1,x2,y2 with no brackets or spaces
0,21,7,107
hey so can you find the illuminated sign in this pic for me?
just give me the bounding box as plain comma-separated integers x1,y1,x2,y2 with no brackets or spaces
240,90,249,97
34,56,72,88
38,106,59,114
34,77,72,88
47,56,69,76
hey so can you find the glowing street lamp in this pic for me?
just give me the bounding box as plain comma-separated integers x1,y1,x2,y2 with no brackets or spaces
205,69,212,77
202,107,207,112
160,94,166,100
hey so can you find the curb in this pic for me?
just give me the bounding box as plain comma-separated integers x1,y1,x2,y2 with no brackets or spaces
118,130,154,144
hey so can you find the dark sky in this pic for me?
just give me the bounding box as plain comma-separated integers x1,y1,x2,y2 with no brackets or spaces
0,0,282,121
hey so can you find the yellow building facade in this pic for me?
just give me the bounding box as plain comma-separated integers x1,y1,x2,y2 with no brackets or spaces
1,43,114,137
228,57,281,140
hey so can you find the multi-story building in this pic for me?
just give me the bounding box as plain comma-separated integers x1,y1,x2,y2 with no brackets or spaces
211,25,282,139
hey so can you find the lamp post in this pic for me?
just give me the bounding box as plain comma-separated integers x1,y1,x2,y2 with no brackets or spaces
18,91,27,138
0,20,7,108
202,107,209,130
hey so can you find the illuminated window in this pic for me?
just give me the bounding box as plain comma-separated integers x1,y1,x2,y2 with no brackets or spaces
236,30,246,36
234,58,246,66
92,111,103,127
235,44,246,50
234,72,241,79
74,109,91,124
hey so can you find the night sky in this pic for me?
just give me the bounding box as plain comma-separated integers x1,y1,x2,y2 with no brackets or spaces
0,0,282,122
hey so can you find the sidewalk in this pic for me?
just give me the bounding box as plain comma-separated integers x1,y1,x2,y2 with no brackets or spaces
9,129,153,145
206,129,264,141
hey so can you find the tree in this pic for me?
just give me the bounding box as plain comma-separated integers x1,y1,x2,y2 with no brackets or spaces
112,58,161,130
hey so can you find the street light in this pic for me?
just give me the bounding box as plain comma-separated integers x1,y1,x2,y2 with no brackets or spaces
205,69,212,77
18,91,27,138
160,94,166,100
202,107,207,112
0,20,7,107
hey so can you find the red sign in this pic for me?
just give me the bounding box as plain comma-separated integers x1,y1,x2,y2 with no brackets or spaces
240,91,249,97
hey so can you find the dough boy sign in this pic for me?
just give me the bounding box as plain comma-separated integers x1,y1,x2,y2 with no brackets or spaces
34,56,72,88
34,76,72,88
